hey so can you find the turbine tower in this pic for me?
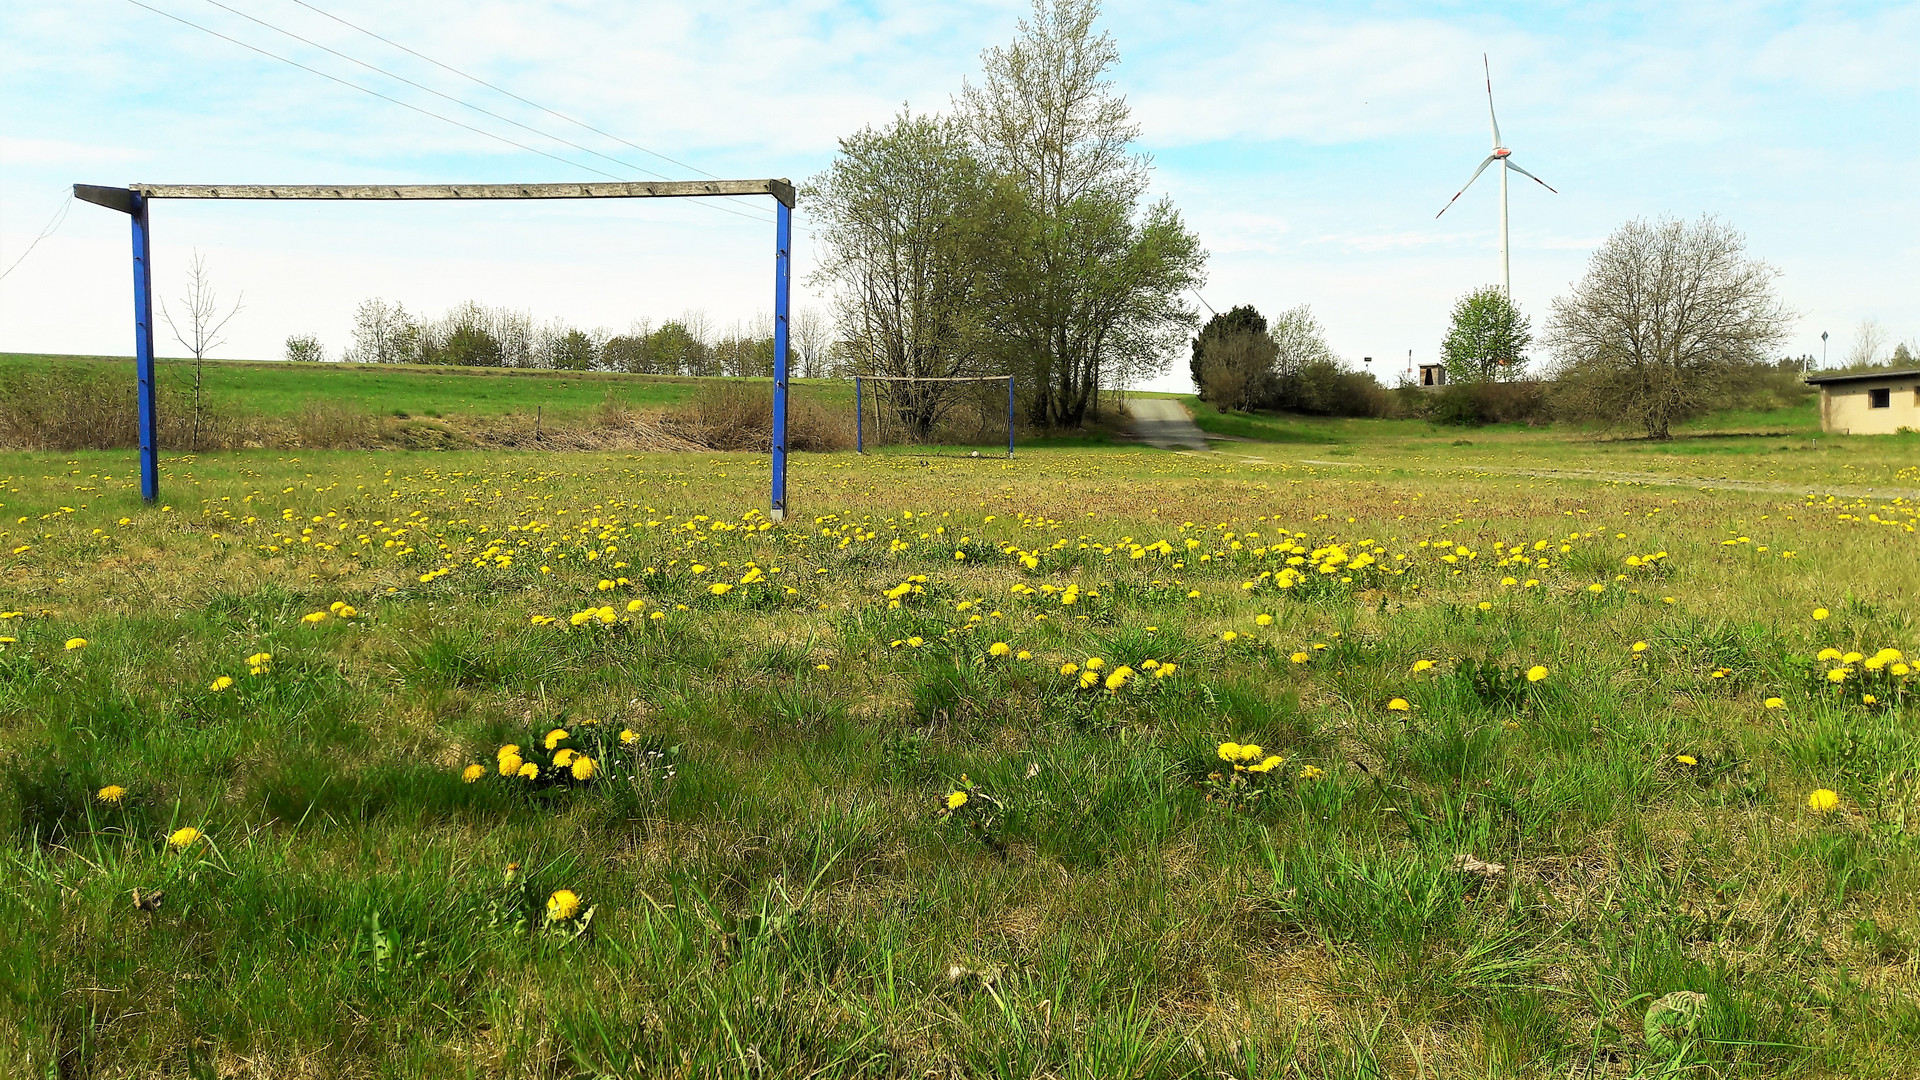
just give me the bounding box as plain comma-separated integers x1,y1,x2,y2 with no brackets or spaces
1436,55,1557,295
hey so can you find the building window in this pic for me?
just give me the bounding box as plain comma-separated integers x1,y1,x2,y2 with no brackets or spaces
1868,387,1891,409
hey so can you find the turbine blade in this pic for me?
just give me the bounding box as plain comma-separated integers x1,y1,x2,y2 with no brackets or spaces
1436,155,1499,218
1504,157,1558,193
1484,54,1502,147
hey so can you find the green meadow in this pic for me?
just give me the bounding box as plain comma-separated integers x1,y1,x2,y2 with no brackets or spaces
1,416,1918,1077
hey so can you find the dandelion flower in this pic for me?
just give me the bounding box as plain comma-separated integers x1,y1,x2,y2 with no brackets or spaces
946,790,968,810
1812,608,1830,621
96,785,127,805
302,611,328,624
497,744,521,761
1526,665,1548,682
989,641,1011,658
1085,657,1105,670
1631,641,1648,654
1675,754,1698,766
570,755,598,781
461,764,486,783
1478,601,1492,611
1387,698,1410,712
168,827,202,850
1298,764,1325,781
709,582,734,596
1763,697,1785,710
547,889,582,921
1290,651,1309,664
1255,614,1274,627
1217,742,1242,762
1016,650,1032,661
1059,662,1079,675
209,675,234,692
1246,755,1283,773
498,753,524,777
517,762,539,780
1826,668,1849,684
619,729,640,744
64,638,88,651
544,728,569,750
1807,788,1839,813
1411,660,1435,673
553,749,576,767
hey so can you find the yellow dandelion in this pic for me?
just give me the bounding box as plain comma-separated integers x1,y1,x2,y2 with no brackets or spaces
619,729,640,744
1255,613,1274,627
1290,651,1309,664
461,764,486,783
1411,659,1435,673
1217,742,1241,762
989,641,1012,658
1807,788,1839,813
946,790,968,810
1526,665,1548,682
1246,755,1283,774
547,889,582,921
302,611,328,624
570,755,598,781
168,827,202,850
498,753,524,777
544,728,569,750
1298,764,1325,781
1812,608,1830,621
553,748,577,767
209,675,234,692
1387,698,1410,712
1675,754,1698,766
517,762,539,780
1763,697,1785,710
1085,657,1105,670
96,784,128,805
64,638,88,651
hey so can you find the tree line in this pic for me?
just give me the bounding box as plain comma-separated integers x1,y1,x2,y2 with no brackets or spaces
287,300,838,379
1194,214,1814,440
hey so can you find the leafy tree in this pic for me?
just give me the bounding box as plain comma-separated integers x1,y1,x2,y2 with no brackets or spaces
1195,329,1278,412
807,109,998,438
549,328,596,371
960,0,1205,427
1191,305,1265,397
1547,215,1789,439
284,333,324,363
1440,286,1532,383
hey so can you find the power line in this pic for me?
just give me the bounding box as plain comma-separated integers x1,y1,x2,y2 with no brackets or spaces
285,0,725,184
119,0,779,228
203,0,775,224
0,193,75,285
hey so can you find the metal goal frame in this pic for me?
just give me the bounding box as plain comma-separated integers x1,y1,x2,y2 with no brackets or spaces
73,179,799,519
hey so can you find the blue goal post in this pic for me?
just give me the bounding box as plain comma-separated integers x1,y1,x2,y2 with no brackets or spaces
72,179,800,520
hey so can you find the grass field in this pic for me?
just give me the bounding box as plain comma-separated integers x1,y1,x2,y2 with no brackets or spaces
3,423,1919,1077
0,353,862,421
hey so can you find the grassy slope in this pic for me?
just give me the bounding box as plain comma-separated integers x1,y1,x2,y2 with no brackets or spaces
0,352,857,419
2,430,1919,1075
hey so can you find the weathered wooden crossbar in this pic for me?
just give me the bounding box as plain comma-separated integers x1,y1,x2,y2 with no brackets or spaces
75,179,795,210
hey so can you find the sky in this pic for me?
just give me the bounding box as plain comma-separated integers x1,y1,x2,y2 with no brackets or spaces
2,0,1916,392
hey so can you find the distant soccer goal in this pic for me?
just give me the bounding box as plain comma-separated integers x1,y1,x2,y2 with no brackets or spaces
852,374,1015,458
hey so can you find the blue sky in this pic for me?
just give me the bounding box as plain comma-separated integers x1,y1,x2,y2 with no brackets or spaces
3,1,1915,391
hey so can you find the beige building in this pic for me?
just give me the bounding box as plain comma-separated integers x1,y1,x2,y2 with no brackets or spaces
1806,369,1920,435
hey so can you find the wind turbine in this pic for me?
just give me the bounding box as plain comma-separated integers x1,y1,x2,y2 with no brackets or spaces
1436,55,1557,295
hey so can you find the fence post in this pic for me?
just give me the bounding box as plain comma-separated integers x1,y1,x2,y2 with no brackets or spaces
770,198,790,521
131,191,159,503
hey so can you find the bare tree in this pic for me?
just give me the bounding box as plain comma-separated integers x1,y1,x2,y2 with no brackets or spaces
791,307,833,379
1845,319,1886,370
1546,215,1790,439
160,250,242,452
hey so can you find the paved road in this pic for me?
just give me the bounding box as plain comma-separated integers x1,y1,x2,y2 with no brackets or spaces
1128,397,1210,451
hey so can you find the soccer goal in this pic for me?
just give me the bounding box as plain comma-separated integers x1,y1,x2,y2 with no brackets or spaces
853,374,1015,458
72,179,801,519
